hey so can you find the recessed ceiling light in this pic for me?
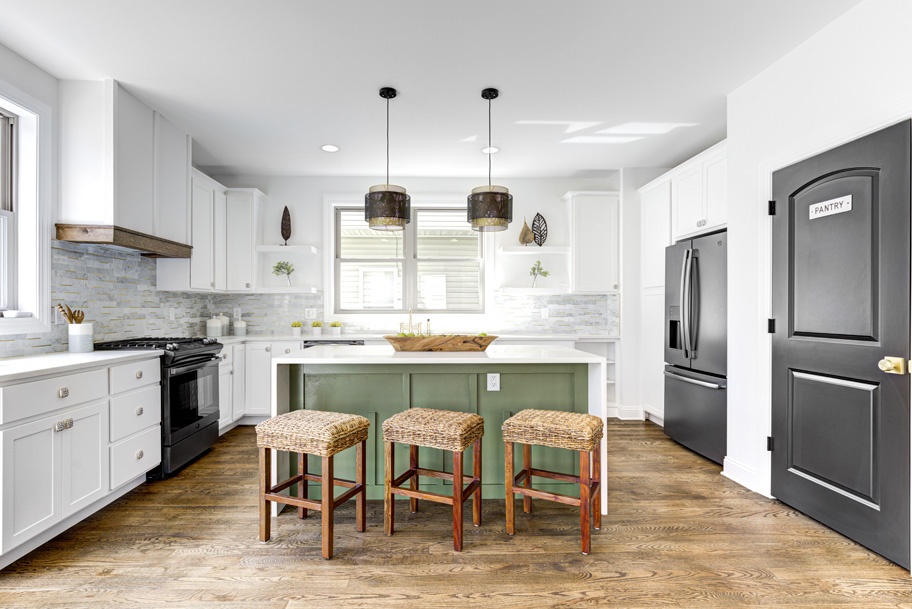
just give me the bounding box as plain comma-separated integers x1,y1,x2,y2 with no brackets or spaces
562,136,643,144
321,144,340,152
482,146,499,154
597,122,698,135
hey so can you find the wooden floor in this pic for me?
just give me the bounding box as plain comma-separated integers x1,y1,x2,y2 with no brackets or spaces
1,421,910,608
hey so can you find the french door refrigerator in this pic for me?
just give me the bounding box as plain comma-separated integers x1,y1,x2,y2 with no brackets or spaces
664,230,727,464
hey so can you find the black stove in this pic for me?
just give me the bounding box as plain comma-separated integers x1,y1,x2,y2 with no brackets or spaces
95,336,223,478
95,336,222,365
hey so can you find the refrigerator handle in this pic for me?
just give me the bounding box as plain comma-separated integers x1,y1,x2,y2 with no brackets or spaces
680,249,691,359
684,249,696,356
664,370,723,390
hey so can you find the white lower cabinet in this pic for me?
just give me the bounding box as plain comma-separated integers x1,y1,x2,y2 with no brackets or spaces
218,358,233,430
1,400,108,553
0,356,162,562
246,341,302,416
232,345,246,421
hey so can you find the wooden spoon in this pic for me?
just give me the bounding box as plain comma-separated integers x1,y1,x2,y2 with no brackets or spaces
56,303,73,324
73,310,85,324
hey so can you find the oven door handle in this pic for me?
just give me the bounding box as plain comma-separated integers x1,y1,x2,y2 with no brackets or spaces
168,355,220,376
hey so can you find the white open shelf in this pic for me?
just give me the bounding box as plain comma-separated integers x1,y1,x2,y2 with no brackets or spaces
256,244,318,254
497,245,570,255
255,285,321,294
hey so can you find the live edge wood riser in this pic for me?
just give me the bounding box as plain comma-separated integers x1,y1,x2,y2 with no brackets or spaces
282,363,589,501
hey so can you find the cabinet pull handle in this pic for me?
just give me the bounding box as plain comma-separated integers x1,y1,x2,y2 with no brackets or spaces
54,420,66,432
135,370,143,379
135,407,144,417
136,450,144,460
58,387,69,399
65,418,74,429
265,347,271,353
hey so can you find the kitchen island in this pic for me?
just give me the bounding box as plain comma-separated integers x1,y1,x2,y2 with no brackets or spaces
271,344,607,512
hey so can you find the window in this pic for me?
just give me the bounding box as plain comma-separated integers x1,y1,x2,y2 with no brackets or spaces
335,207,483,313
0,111,16,310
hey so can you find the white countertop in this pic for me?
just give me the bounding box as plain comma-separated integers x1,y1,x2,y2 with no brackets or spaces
217,333,618,344
0,350,163,384
273,344,606,365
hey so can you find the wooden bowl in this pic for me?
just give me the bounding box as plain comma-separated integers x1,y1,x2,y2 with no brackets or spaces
383,334,498,352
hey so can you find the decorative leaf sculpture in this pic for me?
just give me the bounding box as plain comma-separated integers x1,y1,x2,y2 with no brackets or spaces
281,206,292,245
531,213,548,246
518,218,534,245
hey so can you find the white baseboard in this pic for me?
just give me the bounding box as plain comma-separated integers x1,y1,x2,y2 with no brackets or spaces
643,405,664,427
236,415,269,426
722,456,772,499
608,403,644,421
0,475,145,570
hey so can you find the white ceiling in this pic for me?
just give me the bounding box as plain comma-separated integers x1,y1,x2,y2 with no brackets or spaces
0,0,860,178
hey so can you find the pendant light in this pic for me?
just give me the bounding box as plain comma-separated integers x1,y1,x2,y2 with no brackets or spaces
467,88,512,232
365,87,410,231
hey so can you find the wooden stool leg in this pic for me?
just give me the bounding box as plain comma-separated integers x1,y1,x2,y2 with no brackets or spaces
298,452,308,519
579,450,591,555
592,442,601,531
409,444,419,513
522,444,532,514
384,441,394,536
472,438,482,527
452,449,464,552
504,441,515,535
259,447,271,542
356,439,366,533
322,455,334,559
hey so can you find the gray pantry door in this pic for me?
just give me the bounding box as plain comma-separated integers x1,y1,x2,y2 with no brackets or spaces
771,120,910,569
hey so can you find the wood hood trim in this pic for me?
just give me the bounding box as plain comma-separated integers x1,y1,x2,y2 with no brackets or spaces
55,224,192,258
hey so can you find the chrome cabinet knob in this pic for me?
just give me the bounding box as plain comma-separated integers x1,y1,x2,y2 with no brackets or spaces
245,283,251,288
135,407,144,416
136,450,144,460
58,387,69,399
135,370,143,379
265,346,271,353
285,348,291,354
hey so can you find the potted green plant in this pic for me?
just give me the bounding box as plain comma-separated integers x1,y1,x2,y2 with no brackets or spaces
290,320,303,337
272,260,295,287
311,320,323,336
328,321,343,336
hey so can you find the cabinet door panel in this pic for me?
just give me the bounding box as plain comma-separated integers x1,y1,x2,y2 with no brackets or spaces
62,401,108,517
672,165,704,240
704,153,728,231
245,344,273,416
218,368,232,430
226,194,255,291
640,182,671,289
189,180,214,290
2,415,60,553
232,346,246,421
213,190,228,291
571,194,619,292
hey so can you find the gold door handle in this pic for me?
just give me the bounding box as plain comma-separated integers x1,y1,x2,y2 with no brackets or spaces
878,357,905,375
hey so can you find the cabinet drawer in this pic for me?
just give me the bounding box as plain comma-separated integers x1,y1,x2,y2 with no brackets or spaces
110,385,162,442
0,368,107,425
110,426,161,489
109,359,161,395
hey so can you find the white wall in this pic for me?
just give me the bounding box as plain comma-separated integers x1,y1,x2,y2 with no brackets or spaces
725,0,912,495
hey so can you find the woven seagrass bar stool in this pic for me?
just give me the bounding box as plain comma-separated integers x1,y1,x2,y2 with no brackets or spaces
256,409,370,559
382,407,485,551
502,409,604,555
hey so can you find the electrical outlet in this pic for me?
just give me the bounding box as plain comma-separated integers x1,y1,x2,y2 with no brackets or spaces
305,309,317,320
169,307,176,321
540,307,549,319
486,373,500,392
233,307,242,319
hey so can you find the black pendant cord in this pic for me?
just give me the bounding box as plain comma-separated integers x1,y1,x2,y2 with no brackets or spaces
386,96,390,187
488,97,492,189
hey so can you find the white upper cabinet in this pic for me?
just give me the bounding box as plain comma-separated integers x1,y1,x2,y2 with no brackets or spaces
670,140,728,242
565,191,620,293
225,189,262,292
59,79,190,242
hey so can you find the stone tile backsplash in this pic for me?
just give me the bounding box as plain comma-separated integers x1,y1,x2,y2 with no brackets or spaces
0,242,618,358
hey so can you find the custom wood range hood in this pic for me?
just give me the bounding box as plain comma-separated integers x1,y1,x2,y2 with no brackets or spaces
55,224,192,258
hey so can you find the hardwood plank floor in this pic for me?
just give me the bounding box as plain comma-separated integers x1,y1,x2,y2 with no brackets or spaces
1,420,910,608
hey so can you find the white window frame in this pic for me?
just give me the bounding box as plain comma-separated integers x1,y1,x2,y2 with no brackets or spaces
0,79,52,336
324,193,494,326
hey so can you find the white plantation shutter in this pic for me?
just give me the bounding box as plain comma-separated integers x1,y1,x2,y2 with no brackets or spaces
335,207,483,313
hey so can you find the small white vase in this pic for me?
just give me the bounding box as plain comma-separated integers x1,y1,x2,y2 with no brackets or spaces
312,327,322,336
328,326,341,336
291,327,302,337
68,323,94,353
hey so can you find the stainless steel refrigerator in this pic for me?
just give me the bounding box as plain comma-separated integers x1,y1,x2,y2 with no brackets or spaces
664,231,727,464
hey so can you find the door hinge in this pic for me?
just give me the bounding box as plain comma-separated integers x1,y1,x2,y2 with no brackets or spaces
767,436,774,451
768,319,776,333
768,200,776,215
